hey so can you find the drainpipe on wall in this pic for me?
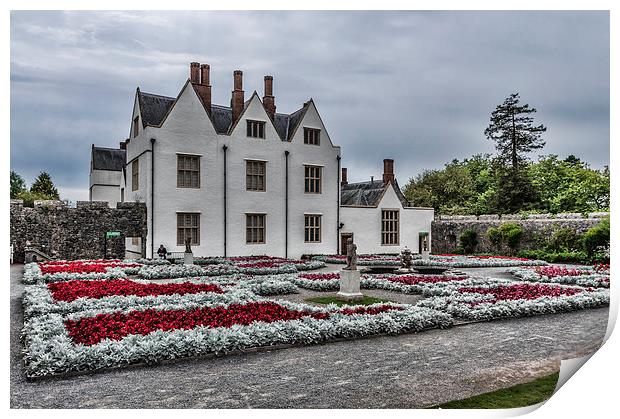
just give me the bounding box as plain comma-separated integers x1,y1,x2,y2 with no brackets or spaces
223,145,228,257
150,138,156,259
284,150,289,259
336,155,341,255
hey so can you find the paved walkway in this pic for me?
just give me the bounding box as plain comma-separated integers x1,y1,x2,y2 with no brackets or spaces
10,264,609,408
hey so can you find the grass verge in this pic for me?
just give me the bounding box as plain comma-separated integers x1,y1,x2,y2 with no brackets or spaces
305,295,393,306
431,372,559,409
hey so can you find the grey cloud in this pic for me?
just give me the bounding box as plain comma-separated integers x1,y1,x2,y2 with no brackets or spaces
10,10,609,201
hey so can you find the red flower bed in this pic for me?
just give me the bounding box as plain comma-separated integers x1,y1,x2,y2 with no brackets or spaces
458,283,585,303
64,302,405,346
40,259,121,266
299,273,341,281
594,264,610,273
48,279,224,302
237,261,285,268
384,275,464,285
39,262,140,275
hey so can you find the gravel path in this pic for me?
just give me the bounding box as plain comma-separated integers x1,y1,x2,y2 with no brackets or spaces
10,264,608,408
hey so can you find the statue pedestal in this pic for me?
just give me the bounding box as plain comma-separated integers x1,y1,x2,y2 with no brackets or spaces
337,269,363,301
421,250,430,260
184,251,194,265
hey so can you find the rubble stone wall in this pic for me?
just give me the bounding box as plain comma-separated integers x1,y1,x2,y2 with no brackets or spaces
10,200,147,262
431,212,609,254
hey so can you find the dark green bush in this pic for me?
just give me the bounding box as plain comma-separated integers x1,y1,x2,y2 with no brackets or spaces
582,217,610,256
459,229,478,254
499,223,523,251
487,227,502,249
517,249,590,264
546,228,582,252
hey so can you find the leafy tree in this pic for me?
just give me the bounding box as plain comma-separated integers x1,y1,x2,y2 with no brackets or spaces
487,227,502,250
499,223,524,252
10,170,26,199
484,93,547,170
30,172,59,199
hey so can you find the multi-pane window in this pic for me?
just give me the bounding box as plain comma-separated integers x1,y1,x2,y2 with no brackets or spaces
246,214,266,244
246,120,266,138
303,128,321,145
381,209,399,245
304,214,322,243
131,237,140,246
177,154,201,188
177,213,200,246
131,160,139,191
304,165,322,194
246,160,266,191
132,116,140,138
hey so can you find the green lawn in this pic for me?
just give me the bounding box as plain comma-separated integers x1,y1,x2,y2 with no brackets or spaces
305,295,393,306
432,372,560,409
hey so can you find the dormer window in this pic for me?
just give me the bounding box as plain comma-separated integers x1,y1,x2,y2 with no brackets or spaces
247,120,265,139
304,127,321,145
132,116,140,138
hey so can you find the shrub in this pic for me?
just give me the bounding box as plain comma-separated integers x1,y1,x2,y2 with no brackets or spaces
487,227,502,249
459,229,478,254
499,223,523,252
547,228,582,252
517,250,589,264
582,217,610,256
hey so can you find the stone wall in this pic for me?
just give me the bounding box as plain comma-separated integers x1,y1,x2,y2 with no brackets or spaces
431,212,609,254
10,200,147,262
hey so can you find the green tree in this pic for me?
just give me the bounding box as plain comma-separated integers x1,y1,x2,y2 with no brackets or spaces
29,172,59,199
484,93,547,170
459,229,478,254
10,170,26,199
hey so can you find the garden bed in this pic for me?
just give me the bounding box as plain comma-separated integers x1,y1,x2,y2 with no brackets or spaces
22,284,452,378
312,254,547,268
507,265,610,288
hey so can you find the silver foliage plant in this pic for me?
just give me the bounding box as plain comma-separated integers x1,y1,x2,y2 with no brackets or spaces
506,267,610,288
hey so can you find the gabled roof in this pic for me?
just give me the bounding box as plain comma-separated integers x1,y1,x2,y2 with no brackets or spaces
136,86,308,141
137,90,175,127
91,146,126,171
341,179,410,208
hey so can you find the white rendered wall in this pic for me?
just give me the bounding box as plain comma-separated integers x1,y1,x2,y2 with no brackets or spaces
89,169,122,207
340,184,434,255
124,84,340,258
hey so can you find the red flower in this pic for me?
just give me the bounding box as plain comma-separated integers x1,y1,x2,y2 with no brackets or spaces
299,273,341,280
381,275,465,285
458,283,585,303
48,279,223,302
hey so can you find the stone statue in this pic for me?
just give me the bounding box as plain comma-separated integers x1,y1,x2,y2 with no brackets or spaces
400,246,412,270
185,237,192,253
422,236,428,252
344,238,357,270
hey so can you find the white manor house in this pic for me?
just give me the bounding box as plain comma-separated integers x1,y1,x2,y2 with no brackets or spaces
89,62,433,259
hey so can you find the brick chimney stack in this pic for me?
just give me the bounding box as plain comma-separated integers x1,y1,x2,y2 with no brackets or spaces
263,75,276,120
190,62,200,84
232,70,245,123
341,168,348,186
383,159,395,184
194,63,212,114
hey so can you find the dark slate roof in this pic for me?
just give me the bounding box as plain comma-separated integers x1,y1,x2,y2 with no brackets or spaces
137,91,175,127
210,104,233,134
137,88,309,141
341,179,410,207
92,147,126,171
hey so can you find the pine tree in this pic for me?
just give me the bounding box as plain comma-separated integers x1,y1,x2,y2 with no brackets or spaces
484,93,547,170
30,172,60,199
10,170,26,199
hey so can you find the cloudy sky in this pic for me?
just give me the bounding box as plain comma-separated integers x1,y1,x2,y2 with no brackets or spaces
10,11,609,202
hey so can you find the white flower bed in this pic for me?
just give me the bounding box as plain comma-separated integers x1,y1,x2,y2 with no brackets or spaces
507,267,610,288
312,254,547,268
22,295,452,378
23,263,127,284
417,279,609,321
138,262,323,279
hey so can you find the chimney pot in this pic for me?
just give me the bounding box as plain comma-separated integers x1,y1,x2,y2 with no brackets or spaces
190,62,200,84
232,70,245,123
263,75,276,119
200,63,210,86
383,159,395,184
341,168,348,186
119,141,126,150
